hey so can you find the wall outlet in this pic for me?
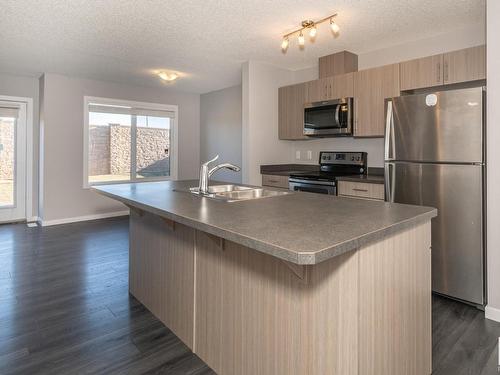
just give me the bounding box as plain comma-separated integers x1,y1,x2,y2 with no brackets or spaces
307,150,313,160
295,150,301,160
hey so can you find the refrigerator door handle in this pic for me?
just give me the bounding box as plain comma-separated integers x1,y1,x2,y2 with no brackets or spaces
384,162,395,202
384,100,394,160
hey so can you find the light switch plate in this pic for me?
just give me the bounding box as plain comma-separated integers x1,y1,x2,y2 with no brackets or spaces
295,150,301,160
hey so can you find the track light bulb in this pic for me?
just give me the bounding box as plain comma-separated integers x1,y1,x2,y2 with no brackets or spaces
298,31,305,46
330,19,340,34
281,38,289,51
309,26,317,38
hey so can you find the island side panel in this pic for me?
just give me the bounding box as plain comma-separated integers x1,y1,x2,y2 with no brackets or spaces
194,230,359,375
129,210,195,349
358,221,432,375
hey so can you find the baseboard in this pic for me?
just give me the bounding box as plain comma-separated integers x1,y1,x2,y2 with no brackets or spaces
485,305,500,323
40,210,130,227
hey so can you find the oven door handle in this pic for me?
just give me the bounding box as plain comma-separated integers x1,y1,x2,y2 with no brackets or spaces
334,104,341,127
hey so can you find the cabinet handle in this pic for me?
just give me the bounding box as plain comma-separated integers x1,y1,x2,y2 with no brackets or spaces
352,188,369,192
444,60,449,83
437,62,441,83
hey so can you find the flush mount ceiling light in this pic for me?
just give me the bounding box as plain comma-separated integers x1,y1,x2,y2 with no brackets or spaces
281,13,339,52
158,71,179,81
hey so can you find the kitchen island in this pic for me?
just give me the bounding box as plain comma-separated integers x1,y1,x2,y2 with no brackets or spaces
94,180,437,375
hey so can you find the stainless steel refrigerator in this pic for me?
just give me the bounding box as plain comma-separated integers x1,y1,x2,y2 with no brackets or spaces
384,87,485,306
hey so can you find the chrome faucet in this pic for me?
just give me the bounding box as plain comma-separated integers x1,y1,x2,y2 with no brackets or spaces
198,155,241,195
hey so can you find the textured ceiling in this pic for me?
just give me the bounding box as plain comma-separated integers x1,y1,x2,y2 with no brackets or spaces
0,0,485,93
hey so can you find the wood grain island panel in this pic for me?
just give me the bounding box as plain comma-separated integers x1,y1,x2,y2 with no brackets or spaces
128,210,432,375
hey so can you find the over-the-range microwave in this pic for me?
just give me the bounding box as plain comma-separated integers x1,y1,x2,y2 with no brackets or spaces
304,97,354,137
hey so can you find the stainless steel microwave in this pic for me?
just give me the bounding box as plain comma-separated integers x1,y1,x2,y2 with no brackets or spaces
304,97,353,136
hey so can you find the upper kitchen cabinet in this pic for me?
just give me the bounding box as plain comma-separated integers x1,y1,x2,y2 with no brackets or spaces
278,83,308,140
354,64,400,137
400,45,486,90
318,51,358,78
305,73,354,103
443,45,486,84
400,54,443,91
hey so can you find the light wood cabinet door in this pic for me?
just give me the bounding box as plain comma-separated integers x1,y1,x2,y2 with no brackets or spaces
354,64,400,137
328,72,355,99
337,181,385,200
305,78,329,103
400,54,443,90
278,83,307,140
305,73,354,103
262,174,289,189
443,45,486,84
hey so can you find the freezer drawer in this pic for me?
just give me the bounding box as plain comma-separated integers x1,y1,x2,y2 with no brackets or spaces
385,162,484,305
386,87,484,163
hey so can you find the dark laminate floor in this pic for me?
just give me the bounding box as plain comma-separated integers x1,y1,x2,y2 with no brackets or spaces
0,217,498,374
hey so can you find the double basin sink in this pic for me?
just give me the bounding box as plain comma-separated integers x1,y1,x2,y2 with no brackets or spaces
188,184,291,202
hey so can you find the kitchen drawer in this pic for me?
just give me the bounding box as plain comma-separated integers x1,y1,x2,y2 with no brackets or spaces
337,181,384,200
262,174,289,189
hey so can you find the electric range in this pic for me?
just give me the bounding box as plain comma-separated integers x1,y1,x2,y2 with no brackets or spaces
289,151,367,195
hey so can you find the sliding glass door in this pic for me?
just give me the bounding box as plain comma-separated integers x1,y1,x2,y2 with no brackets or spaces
85,98,176,187
0,101,26,222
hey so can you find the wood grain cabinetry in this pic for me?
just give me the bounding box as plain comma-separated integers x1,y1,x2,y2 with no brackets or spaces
262,174,289,189
354,64,400,137
305,73,354,103
128,209,432,375
278,45,485,140
319,50,358,78
338,181,385,200
400,45,486,90
443,45,486,84
278,83,307,140
400,54,443,91
129,210,195,349
194,223,432,375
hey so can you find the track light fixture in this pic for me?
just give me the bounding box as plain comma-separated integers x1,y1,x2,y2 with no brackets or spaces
281,13,339,52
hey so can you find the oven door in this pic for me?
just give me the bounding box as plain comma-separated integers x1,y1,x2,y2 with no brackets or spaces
289,178,336,195
304,98,353,136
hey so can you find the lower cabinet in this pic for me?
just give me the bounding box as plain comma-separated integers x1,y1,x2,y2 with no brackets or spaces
337,181,385,200
129,210,431,375
129,209,195,349
262,174,289,189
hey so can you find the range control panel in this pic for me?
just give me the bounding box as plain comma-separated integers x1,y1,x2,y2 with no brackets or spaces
319,152,366,166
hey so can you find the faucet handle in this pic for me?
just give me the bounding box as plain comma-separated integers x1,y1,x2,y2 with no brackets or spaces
202,154,219,167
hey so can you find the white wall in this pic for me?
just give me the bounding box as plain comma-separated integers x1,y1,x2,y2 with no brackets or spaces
486,0,500,322
39,73,200,223
0,73,39,219
200,85,242,183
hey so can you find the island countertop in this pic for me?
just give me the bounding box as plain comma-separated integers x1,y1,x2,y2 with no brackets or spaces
93,180,437,265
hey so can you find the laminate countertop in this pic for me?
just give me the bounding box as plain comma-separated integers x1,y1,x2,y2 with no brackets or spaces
93,180,436,265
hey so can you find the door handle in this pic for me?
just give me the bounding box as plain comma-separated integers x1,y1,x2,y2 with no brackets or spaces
384,100,393,161
384,163,395,202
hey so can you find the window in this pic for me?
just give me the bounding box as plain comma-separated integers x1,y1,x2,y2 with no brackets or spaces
84,97,178,187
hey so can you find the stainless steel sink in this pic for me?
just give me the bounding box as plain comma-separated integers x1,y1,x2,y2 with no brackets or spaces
189,184,254,194
187,184,291,202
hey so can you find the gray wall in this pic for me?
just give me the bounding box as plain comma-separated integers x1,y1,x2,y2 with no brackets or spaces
0,73,39,218
39,73,200,222
200,85,242,183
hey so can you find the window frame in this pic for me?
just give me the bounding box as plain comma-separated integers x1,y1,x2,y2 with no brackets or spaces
83,96,178,188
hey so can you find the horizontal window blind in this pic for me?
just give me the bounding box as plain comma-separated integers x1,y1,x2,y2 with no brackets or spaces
88,103,175,119
0,107,19,118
